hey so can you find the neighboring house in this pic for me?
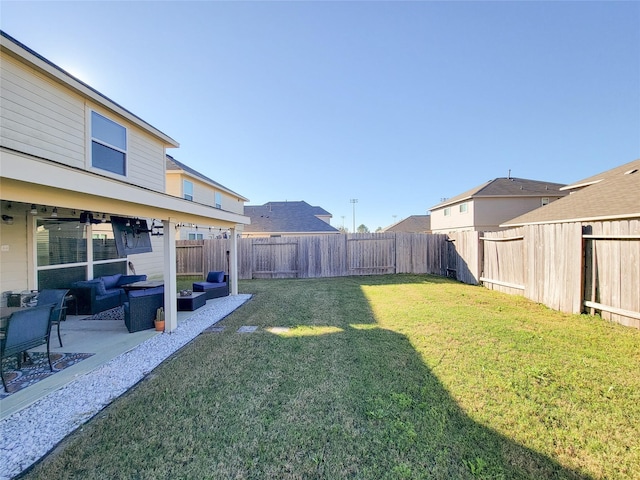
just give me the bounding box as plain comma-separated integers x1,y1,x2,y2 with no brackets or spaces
429,177,568,233
242,201,340,237
0,31,249,331
381,215,431,234
165,154,249,240
502,159,640,227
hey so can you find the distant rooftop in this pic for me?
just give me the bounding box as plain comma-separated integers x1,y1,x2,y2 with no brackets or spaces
244,201,339,234
382,215,431,233
431,177,567,210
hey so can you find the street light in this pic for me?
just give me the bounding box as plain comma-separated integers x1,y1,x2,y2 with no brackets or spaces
350,199,358,233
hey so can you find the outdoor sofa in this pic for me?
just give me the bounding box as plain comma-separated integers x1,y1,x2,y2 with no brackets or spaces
123,286,164,333
192,271,229,299
70,274,147,315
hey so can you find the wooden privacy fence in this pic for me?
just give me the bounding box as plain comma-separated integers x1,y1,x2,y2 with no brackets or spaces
176,223,640,329
454,220,639,329
177,233,449,280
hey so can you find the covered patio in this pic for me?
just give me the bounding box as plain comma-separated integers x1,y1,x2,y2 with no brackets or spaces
0,294,251,421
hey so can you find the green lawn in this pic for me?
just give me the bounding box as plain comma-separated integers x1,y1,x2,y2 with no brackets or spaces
25,275,640,479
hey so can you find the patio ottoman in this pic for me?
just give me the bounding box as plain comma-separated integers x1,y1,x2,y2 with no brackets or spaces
177,292,206,311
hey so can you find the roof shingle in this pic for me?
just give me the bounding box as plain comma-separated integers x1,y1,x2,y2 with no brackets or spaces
503,159,640,226
244,201,339,234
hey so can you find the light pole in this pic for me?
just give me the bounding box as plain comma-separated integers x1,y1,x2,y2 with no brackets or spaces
350,199,358,233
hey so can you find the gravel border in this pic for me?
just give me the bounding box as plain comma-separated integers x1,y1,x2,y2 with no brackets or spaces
0,294,251,479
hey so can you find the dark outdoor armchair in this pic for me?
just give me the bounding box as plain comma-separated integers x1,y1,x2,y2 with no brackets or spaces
193,271,229,299
36,289,69,348
1,304,55,392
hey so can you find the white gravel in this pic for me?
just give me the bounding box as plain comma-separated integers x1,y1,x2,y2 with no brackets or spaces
0,294,251,479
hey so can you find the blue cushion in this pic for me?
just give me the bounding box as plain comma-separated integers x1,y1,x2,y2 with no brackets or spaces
101,274,122,289
95,280,108,296
206,271,225,283
129,286,164,298
73,280,98,288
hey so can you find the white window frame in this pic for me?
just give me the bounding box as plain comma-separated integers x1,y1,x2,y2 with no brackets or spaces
88,109,127,177
215,192,222,209
183,180,194,201
187,232,203,240
444,207,451,217
541,197,550,206
459,203,468,213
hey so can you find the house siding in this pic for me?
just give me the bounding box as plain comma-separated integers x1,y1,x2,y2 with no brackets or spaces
431,201,475,233
475,197,563,231
166,172,245,215
0,207,29,293
126,130,166,191
1,51,167,193
431,196,564,233
1,54,85,167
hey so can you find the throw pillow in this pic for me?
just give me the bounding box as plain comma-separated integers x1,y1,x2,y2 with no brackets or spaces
206,271,225,283
101,274,122,290
95,279,108,296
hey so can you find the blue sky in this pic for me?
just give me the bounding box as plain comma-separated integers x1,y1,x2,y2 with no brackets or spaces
2,1,638,231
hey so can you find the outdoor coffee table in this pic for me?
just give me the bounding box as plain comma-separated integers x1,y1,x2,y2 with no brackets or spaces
176,292,206,311
123,280,164,291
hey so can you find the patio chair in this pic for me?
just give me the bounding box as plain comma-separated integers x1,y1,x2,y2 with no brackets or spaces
36,289,70,348
1,304,55,392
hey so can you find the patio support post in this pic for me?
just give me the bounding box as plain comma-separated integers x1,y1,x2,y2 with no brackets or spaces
163,218,178,332
230,226,238,295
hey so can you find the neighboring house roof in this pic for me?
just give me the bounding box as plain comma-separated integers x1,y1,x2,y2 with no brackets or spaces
165,155,249,201
431,177,567,210
503,159,640,226
560,158,640,191
382,215,431,233
0,30,178,148
244,201,340,234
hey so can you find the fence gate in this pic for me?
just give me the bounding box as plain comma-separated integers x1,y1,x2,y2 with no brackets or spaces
252,239,299,279
347,234,396,275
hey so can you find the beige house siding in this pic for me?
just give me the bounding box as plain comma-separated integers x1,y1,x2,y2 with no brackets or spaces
1,51,168,193
125,129,166,191
165,173,182,198
166,172,244,216
430,200,475,233
0,206,29,293
1,54,85,167
474,197,562,231
431,196,563,233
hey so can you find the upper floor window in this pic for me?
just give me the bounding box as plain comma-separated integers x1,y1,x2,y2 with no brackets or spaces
459,203,468,213
215,192,222,209
91,111,126,176
183,180,194,201
541,197,550,206
444,207,451,216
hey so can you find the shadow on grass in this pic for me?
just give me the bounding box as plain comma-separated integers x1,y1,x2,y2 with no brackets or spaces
22,275,593,480
250,276,592,479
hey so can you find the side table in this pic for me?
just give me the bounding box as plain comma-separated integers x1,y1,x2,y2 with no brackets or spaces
177,292,207,311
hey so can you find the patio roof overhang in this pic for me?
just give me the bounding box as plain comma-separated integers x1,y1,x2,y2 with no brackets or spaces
0,148,250,227
1,147,249,334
